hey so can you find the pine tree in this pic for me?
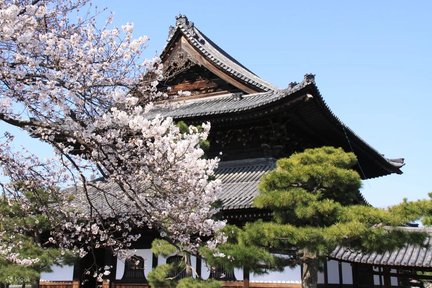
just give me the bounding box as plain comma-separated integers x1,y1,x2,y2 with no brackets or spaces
147,239,222,288
0,189,74,287
208,147,431,288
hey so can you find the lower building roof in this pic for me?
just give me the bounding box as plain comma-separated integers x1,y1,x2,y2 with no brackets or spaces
330,227,432,269
72,157,369,217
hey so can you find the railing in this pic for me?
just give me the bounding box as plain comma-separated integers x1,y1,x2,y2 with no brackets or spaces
223,281,301,288
39,281,74,288
40,281,106,288
40,281,301,288
112,284,149,288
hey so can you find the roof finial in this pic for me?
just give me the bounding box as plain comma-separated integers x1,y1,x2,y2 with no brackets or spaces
175,14,196,38
176,14,192,28
167,25,176,40
304,73,316,84
288,82,298,89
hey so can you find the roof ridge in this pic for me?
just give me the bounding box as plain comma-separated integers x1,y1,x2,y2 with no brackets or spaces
217,157,276,169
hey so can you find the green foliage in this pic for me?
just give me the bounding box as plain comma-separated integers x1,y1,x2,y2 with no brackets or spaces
149,239,185,288
200,225,282,275
257,146,362,208
176,121,190,134
147,264,177,288
251,147,427,255
148,269,222,288
389,194,432,225
210,147,431,287
149,239,223,287
0,189,73,285
151,239,178,257
0,262,39,285
177,278,222,288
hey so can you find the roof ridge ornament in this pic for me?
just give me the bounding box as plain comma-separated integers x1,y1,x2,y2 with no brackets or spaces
288,82,298,89
304,73,316,84
167,25,176,40
176,14,197,38
231,92,243,101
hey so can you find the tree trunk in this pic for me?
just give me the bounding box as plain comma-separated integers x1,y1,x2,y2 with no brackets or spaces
301,249,318,288
243,267,250,288
30,276,40,288
185,254,193,277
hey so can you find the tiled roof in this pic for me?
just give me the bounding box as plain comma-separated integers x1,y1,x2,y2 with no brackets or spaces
149,77,310,119
330,227,432,268
151,90,284,119
67,180,128,217
149,76,404,178
162,15,276,92
215,158,275,210
69,158,275,215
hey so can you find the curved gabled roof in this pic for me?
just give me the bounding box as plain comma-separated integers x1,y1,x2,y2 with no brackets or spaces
149,74,403,179
160,15,276,93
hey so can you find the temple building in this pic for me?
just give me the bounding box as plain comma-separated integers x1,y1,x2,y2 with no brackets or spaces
43,15,431,288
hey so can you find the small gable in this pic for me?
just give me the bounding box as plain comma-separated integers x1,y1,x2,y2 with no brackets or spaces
159,15,275,99
160,42,243,97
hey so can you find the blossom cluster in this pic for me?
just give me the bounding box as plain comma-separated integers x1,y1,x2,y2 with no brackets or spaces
0,0,225,274
0,233,39,266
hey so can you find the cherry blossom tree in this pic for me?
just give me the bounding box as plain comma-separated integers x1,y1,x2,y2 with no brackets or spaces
0,0,225,279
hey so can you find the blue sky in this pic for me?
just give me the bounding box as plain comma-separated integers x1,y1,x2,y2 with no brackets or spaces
1,2,429,204
5,0,432,208
89,0,432,208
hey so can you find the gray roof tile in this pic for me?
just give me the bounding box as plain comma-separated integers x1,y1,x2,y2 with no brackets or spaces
71,158,275,214
148,83,306,120
330,227,432,268
216,158,275,210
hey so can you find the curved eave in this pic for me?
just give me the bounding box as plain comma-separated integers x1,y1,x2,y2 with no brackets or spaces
305,83,404,177
152,88,304,124
153,79,403,179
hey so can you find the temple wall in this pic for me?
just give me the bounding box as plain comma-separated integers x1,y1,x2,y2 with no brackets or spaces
40,265,74,281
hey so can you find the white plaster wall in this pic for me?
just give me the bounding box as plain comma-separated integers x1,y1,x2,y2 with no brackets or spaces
40,265,73,281
341,262,352,284
318,261,352,285
115,251,300,283
327,260,339,284
250,266,301,282
374,274,382,285
391,269,398,286
116,250,203,280
318,269,324,284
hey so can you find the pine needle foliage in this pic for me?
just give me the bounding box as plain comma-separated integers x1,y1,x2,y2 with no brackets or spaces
209,147,431,288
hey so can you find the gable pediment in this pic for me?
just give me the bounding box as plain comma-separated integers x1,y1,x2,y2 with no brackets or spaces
159,15,275,99
159,37,242,97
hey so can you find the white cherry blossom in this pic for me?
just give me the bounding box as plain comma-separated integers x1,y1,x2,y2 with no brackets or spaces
0,0,225,273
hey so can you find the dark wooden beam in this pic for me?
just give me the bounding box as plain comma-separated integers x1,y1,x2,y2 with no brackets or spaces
152,253,158,269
